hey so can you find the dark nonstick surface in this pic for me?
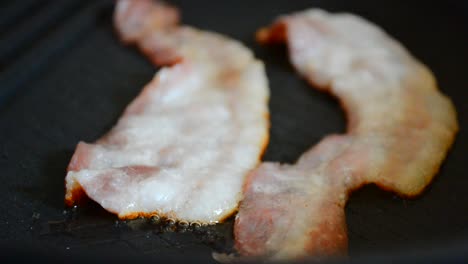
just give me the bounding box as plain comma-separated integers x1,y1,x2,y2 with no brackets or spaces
0,0,467,263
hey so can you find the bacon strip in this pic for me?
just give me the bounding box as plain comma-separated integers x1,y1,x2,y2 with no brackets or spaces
234,9,458,260
65,0,269,224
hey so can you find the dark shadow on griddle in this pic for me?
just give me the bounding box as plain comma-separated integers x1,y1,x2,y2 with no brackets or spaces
13,150,72,213
256,44,346,163
36,149,73,210
95,0,113,27
252,44,296,75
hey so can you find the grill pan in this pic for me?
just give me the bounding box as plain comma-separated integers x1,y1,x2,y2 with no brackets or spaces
0,0,467,263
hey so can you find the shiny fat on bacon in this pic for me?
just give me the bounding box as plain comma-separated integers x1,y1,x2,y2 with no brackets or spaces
64,0,269,224
234,9,458,260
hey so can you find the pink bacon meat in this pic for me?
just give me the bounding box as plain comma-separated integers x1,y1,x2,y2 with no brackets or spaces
234,9,458,260
65,0,269,224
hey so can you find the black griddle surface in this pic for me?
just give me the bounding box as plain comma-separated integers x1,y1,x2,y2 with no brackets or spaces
0,0,467,263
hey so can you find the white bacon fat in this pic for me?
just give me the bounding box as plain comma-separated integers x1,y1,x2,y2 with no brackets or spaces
234,9,458,260
65,0,269,223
